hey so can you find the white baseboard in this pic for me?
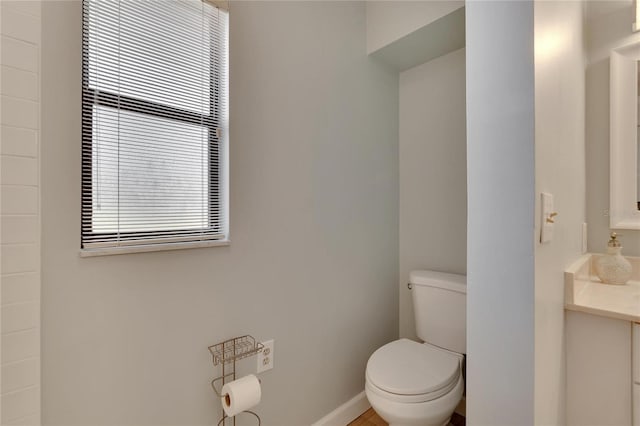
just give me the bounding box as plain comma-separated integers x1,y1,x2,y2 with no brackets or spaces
311,391,370,426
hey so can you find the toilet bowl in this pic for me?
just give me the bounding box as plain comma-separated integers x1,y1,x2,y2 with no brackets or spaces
364,270,467,426
365,339,463,426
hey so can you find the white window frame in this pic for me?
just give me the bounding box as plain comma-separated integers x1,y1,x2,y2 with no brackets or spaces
80,0,229,257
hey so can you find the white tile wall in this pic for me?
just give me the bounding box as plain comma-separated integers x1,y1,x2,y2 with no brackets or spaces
1,217,38,245
1,37,38,73
1,97,39,129
2,330,39,365
1,7,40,45
1,127,37,158
0,67,37,101
2,357,39,393
5,412,40,426
1,1,41,424
1,244,39,275
1,1,41,19
1,386,39,424
1,186,38,215
1,157,38,186
1,302,39,334
1,274,39,305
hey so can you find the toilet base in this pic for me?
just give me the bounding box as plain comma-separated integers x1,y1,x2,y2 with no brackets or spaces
365,375,463,426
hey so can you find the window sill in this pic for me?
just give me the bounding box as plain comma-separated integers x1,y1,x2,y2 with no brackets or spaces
79,239,231,257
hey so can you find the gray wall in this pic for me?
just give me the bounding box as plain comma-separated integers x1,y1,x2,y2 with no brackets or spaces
466,2,535,424
41,2,399,425
398,49,467,340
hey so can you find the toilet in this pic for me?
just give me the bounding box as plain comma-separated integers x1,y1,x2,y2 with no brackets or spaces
365,270,466,426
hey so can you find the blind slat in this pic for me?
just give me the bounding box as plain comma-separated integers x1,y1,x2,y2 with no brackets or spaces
82,0,229,249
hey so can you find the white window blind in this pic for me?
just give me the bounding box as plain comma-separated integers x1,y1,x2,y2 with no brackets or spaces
81,0,228,251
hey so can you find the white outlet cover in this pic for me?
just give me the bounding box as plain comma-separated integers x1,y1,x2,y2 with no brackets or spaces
257,340,274,373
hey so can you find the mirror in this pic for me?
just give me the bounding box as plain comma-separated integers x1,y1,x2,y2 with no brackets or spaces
610,41,640,229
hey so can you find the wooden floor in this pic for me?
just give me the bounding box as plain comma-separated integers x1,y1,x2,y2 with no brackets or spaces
348,408,386,426
348,408,466,426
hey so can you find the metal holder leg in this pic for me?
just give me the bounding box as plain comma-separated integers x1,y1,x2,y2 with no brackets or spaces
217,411,260,426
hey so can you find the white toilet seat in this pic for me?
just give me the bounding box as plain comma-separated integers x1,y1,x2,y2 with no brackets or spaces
365,373,459,403
366,339,462,403
365,373,464,426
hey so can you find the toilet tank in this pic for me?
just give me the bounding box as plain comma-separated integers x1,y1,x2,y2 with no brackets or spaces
411,270,467,354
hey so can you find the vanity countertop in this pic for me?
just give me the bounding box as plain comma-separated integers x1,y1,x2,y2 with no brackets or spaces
565,254,640,323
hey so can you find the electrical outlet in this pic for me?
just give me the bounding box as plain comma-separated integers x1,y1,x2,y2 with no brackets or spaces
257,339,274,373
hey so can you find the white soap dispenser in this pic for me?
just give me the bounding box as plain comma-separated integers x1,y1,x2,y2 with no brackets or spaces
596,232,632,285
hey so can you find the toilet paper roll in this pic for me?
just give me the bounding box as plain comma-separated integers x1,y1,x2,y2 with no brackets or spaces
221,374,261,417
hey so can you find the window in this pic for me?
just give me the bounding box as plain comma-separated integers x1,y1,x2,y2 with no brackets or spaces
81,0,228,254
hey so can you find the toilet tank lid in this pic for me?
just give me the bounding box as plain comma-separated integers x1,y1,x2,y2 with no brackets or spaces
410,270,466,293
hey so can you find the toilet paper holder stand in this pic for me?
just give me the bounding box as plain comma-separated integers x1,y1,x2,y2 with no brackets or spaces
208,335,264,426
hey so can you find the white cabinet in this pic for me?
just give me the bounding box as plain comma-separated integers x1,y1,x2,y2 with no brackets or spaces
634,324,639,384
634,324,639,426
565,256,640,425
635,384,640,426
567,311,633,426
